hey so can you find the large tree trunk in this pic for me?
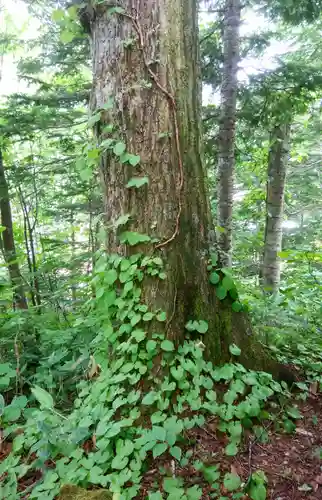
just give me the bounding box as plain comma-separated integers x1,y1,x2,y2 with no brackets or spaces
0,149,28,310
262,123,290,294
87,0,277,372
217,0,241,267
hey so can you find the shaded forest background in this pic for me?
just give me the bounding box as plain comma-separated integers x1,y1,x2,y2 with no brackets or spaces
0,0,322,499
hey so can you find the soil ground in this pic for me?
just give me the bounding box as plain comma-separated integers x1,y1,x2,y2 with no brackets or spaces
140,394,322,499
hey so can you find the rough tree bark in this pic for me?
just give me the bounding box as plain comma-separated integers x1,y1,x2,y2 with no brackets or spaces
262,123,290,294
86,0,278,372
0,149,28,310
217,0,241,267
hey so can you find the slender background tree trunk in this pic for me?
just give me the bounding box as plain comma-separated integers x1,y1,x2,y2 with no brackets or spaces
70,209,77,305
19,187,41,308
262,123,290,293
217,0,241,267
87,0,278,371
0,149,28,310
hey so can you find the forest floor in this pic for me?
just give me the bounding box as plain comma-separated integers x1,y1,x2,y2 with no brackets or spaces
1,395,322,499
140,394,322,500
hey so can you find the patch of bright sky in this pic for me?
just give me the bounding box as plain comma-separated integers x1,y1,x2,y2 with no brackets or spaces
0,0,39,95
201,8,295,105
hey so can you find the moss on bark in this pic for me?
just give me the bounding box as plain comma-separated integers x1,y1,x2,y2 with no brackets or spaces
58,485,112,500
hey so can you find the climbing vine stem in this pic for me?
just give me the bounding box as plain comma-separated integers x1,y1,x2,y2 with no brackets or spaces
115,7,184,250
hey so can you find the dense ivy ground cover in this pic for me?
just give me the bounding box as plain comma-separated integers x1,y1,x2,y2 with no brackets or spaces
1,252,321,499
